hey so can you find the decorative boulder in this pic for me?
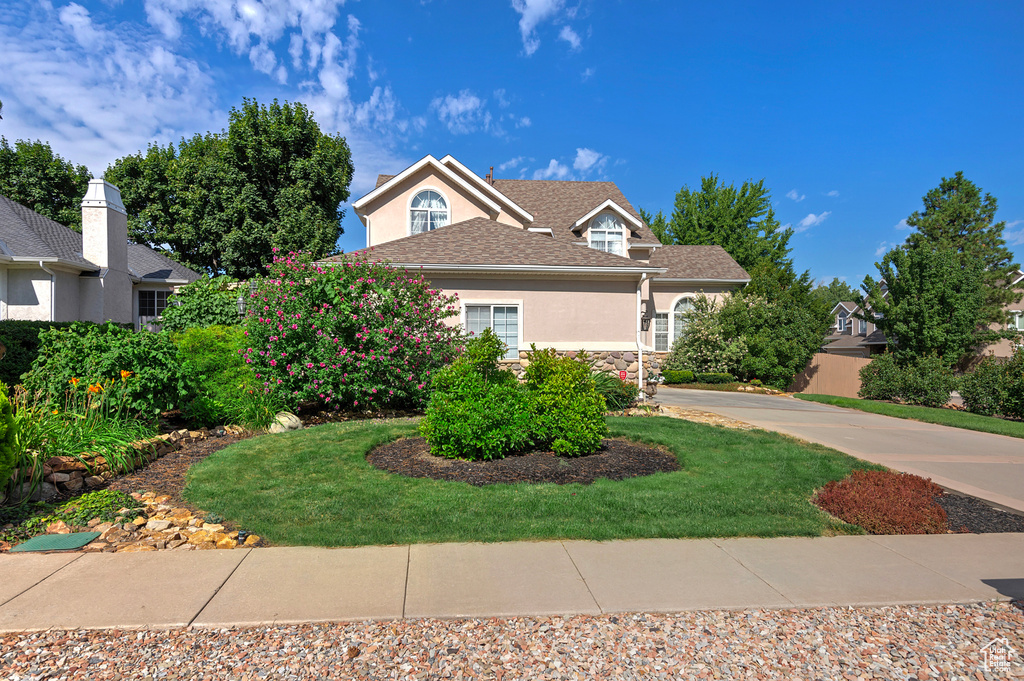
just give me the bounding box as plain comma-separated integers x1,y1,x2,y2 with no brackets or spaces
269,412,303,434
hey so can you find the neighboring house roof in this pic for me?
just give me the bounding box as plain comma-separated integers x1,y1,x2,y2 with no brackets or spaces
325,217,664,274
647,245,750,282
822,329,887,351
832,301,858,314
0,194,201,283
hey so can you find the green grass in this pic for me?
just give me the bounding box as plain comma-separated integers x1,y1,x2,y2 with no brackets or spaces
183,416,876,547
794,394,1024,440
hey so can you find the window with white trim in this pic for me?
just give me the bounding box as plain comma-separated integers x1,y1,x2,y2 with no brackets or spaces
673,298,693,343
588,213,625,255
654,313,669,351
837,310,848,332
410,190,449,234
465,304,519,359
1011,311,1024,332
139,290,170,318
858,318,867,334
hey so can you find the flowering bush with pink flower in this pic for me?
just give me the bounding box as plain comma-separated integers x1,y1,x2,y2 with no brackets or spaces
242,250,462,411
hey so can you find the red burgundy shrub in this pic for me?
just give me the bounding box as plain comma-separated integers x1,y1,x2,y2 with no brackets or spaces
813,470,948,535
242,250,463,412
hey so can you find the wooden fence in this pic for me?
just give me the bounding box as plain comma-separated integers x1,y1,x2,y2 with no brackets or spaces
788,353,873,399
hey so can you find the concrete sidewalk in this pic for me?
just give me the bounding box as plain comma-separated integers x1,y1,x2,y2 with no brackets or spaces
1,534,1022,632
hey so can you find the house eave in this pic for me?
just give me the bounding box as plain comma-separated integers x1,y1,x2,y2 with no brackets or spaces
651,277,751,285
352,155,503,216
324,261,666,277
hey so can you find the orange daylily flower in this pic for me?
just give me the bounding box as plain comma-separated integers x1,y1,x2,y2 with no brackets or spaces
69,377,80,386
120,370,133,380
87,383,103,394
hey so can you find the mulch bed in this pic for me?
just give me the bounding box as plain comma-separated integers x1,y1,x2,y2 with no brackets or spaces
937,492,1024,534
366,437,680,486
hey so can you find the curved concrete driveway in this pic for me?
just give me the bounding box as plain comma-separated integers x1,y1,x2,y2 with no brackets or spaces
656,388,1024,513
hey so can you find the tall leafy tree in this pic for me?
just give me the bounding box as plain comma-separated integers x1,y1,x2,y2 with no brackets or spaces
812,277,858,310
662,174,795,273
861,242,985,366
106,98,354,277
638,207,669,244
0,138,91,231
903,172,1021,325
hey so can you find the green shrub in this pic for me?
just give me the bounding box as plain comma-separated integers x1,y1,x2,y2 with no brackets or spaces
960,356,1007,416
243,251,462,412
900,355,956,408
0,382,18,494
749,379,763,387
662,369,694,384
175,325,253,426
419,330,533,460
694,372,734,384
525,346,607,456
0,321,120,389
859,353,903,401
22,322,186,417
663,294,746,375
591,371,640,410
1001,347,1024,420
160,276,243,331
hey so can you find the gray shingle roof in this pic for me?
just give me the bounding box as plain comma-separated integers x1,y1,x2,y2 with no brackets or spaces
647,245,750,281
0,194,201,282
326,217,660,271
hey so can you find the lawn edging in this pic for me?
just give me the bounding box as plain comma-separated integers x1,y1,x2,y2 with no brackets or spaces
794,393,1024,440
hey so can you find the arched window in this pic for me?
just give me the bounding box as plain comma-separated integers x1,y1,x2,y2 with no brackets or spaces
410,190,449,234
588,213,625,255
673,297,693,343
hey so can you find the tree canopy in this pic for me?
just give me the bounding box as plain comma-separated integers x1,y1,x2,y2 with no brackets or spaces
660,174,795,274
106,98,354,278
812,278,858,310
0,137,91,231
902,171,1021,325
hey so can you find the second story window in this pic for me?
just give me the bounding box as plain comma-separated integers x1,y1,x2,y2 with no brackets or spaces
859,318,867,334
588,213,625,255
837,310,848,332
410,190,449,234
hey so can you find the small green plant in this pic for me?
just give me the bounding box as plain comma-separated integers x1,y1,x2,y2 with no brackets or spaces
175,325,257,427
661,370,694,384
591,371,640,410
0,381,18,493
525,346,607,456
23,490,145,532
749,379,763,387
419,329,534,460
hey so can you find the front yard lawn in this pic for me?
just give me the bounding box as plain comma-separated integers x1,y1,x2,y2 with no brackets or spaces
183,416,874,547
795,394,1024,440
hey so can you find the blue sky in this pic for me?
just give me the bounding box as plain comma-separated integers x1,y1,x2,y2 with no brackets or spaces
1,1,1021,287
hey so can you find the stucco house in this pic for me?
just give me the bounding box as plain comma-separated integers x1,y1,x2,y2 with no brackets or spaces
0,179,201,329
323,154,750,394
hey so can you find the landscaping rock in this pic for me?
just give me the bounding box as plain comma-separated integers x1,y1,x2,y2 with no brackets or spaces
84,475,105,488
269,412,303,433
146,519,173,532
45,521,71,534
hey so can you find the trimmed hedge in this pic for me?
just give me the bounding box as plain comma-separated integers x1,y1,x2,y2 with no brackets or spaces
0,321,92,388
859,353,956,408
694,372,734,384
662,370,694,384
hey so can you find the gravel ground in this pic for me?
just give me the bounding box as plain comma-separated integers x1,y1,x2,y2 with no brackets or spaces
2,602,1022,680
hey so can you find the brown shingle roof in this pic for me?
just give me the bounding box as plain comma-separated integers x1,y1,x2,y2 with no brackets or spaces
325,218,660,271
375,174,394,189
491,179,660,243
647,245,750,281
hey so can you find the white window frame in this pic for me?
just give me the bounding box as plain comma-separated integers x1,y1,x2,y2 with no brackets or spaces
670,294,695,346
653,312,669,352
587,212,626,255
407,186,451,236
837,310,848,332
858,318,867,334
1010,311,1024,332
461,300,523,360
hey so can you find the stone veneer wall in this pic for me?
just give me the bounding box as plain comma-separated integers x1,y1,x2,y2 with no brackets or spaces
502,350,661,397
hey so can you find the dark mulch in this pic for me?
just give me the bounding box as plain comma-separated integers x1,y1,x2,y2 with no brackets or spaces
938,492,1024,534
108,431,253,512
366,437,680,486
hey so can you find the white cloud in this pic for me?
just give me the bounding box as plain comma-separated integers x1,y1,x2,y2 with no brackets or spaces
875,241,895,257
826,190,840,197
510,0,564,55
494,88,510,108
581,67,595,82
573,147,607,174
558,25,581,50
430,89,492,135
515,116,531,128
785,189,805,203
1005,220,1024,246
498,156,526,172
533,159,571,180
795,211,831,233
894,218,911,230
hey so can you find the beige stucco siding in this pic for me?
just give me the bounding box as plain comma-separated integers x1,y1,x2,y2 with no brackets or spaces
363,167,523,246
5,268,52,321
426,275,639,350
53,270,81,322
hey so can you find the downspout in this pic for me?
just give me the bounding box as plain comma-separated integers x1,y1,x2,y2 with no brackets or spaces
365,216,371,248
39,261,56,322
636,272,647,402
